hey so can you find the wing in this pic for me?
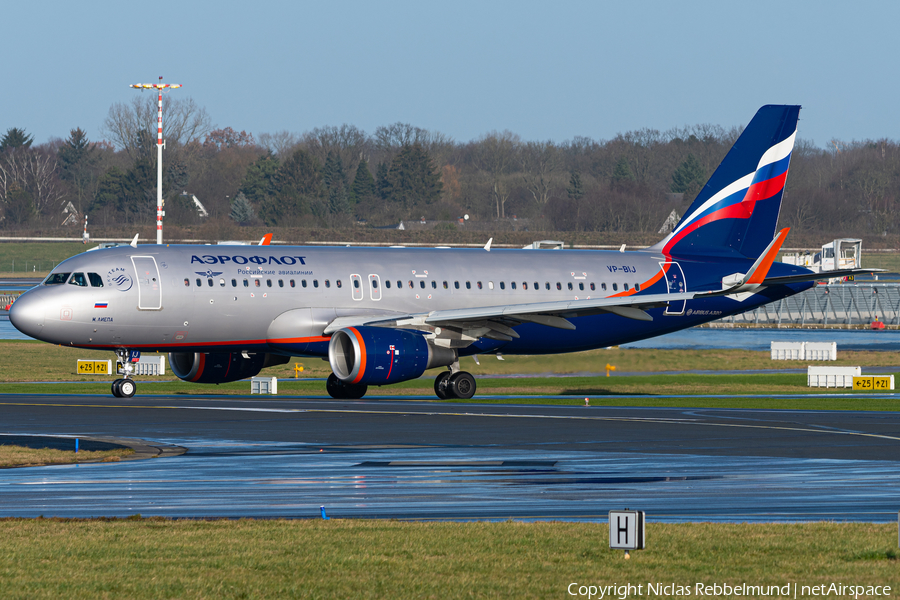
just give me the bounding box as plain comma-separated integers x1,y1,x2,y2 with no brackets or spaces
322,291,696,348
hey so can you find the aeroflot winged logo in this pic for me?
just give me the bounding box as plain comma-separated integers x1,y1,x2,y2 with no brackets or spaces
191,254,307,266
106,267,133,292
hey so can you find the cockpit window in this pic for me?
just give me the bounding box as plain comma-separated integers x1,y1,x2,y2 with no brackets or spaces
44,273,70,285
68,273,88,287
88,273,103,287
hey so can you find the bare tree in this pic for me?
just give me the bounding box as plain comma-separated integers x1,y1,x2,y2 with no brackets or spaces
519,140,560,207
257,130,300,159
102,95,212,159
472,130,520,218
0,147,66,220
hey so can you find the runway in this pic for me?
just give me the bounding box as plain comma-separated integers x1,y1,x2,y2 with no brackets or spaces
1,394,899,522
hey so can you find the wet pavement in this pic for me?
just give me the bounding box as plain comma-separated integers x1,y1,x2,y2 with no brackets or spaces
1,394,898,522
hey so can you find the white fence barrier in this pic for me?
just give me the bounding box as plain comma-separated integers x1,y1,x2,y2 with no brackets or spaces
132,356,166,376
251,376,278,394
807,366,860,388
771,341,836,360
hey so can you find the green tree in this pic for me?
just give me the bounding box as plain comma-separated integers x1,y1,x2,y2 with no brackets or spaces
350,159,376,204
258,148,322,225
611,156,635,184
229,191,256,224
382,143,442,208
2,185,35,227
58,128,100,215
566,169,584,200
0,128,34,152
375,161,391,200
239,153,280,205
671,153,705,198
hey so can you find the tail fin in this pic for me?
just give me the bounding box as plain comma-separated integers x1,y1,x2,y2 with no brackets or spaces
653,105,800,259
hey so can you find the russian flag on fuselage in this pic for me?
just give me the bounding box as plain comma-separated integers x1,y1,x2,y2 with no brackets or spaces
656,105,800,259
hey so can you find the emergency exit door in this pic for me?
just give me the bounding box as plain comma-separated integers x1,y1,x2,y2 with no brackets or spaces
131,256,162,310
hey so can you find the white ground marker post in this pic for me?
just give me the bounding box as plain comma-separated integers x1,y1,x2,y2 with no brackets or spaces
609,509,645,559
130,77,182,245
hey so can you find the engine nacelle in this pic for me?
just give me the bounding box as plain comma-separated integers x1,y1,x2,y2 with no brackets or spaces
168,352,289,384
328,326,455,386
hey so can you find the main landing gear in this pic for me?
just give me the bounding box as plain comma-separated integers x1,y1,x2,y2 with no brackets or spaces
111,349,136,398
434,370,476,400
326,373,368,400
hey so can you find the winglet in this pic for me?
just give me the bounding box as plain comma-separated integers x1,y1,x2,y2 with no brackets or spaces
744,227,790,284
259,233,273,246
130,233,139,248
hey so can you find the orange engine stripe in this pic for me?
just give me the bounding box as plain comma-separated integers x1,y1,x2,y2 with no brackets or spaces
190,353,206,382
348,327,367,384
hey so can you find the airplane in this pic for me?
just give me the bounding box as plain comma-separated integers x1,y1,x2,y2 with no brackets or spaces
9,105,878,400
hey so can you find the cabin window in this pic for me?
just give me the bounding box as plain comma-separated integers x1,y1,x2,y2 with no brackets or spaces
443,281,448,289
601,283,607,291
44,273,70,285
290,280,295,288
567,282,573,291
488,281,494,290
243,279,249,287
612,283,618,291
522,282,527,290
88,273,104,287
371,279,378,289
466,281,471,289
184,278,190,287
313,280,319,288
590,283,595,291
545,282,550,290
397,280,402,289
477,281,483,290
579,282,584,291
420,281,425,289
336,280,342,288
278,279,284,288
624,283,629,291
324,280,330,288
301,280,307,288
385,280,391,289
68,273,88,287
254,279,260,287
232,279,237,287
455,281,460,289
408,280,414,289
499,282,505,290
196,278,202,287
635,283,640,291
556,282,562,290
511,282,516,290
431,280,437,289
219,278,226,287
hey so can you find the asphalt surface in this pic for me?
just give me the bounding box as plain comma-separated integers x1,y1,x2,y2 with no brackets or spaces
1,393,899,521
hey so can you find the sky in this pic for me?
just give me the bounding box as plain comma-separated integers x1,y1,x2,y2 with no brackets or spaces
4,1,898,149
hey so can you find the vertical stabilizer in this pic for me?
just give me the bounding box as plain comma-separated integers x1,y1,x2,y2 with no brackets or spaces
652,105,800,259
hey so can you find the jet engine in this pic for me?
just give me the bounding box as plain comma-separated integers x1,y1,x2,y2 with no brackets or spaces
328,326,455,386
168,352,289,384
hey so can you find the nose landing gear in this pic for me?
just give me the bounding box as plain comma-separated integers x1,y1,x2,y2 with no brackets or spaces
111,349,137,398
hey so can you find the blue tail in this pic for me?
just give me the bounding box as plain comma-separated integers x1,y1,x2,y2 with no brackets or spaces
652,105,801,259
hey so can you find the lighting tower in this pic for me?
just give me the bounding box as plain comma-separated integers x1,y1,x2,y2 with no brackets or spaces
129,77,182,244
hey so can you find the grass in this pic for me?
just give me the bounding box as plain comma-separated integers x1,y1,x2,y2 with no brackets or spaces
0,520,895,599
0,445,134,468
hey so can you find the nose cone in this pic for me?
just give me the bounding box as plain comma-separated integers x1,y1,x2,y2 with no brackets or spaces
9,292,45,340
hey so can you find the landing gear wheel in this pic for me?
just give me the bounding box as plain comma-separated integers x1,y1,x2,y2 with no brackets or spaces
111,379,123,398
119,379,136,398
434,371,452,399
326,373,368,400
449,371,476,400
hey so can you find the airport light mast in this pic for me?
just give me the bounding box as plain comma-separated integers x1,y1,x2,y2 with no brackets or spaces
130,77,182,245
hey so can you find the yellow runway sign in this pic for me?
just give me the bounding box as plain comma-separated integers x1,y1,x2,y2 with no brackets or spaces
76,360,112,375
852,376,894,391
